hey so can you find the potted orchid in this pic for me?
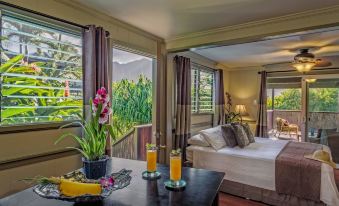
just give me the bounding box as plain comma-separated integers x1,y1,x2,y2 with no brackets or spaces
56,87,115,179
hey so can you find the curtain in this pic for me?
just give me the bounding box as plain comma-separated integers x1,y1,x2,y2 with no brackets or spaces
174,55,191,161
83,25,112,155
255,71,269,137
215,69,225,125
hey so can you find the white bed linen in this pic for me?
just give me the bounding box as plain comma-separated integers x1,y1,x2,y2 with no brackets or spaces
187,137,339,206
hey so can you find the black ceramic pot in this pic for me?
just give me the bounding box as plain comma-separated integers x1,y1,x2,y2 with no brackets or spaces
82,155,109,179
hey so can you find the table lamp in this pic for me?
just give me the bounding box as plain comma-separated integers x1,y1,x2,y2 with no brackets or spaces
235,104,248,122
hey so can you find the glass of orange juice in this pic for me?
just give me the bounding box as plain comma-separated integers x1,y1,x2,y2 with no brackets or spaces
165,149,186,190
142,143,161,180
147,148,157,173
170,153,181,182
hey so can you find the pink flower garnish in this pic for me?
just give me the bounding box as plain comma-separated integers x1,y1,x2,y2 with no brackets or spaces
99,177,114,188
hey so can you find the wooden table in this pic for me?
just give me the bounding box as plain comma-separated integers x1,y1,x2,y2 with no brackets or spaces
0,158,225,206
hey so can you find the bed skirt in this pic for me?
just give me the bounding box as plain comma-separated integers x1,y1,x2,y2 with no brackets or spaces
220,179,325,206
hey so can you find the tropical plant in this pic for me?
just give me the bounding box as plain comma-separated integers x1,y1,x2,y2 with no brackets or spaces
267,88,339,112
55,87,115,161
0,54,82,124
112,75,152,138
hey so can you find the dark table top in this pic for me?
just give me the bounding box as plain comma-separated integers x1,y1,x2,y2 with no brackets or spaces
0,158,224,206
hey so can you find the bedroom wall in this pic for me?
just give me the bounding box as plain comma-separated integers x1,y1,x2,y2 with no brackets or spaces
228,68,261,121
0,0,163,198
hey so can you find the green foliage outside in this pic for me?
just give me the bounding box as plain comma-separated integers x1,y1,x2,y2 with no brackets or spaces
267,88,339,112
1,17,82,125
112,75,152,139
1,54,82,124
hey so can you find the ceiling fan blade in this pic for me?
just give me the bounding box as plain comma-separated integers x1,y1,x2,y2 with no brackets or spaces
313,45,339,55
315,59,332,67
299,32,339,47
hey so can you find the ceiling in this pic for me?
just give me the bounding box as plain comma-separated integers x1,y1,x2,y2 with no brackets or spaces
193,27,339,69
75,0,339,39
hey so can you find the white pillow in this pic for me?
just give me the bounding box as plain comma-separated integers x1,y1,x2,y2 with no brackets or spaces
188,134,211,147
199,126,226,150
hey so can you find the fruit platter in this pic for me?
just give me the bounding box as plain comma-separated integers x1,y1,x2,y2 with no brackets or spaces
31,169,132,202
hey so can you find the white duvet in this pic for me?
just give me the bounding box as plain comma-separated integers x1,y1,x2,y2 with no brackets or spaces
187,137,339,206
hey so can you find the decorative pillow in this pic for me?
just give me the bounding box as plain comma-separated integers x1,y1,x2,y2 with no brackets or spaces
199,126,226,150
241,123,255,143
187,134,211,147
221,124,237,147
231,124,250,148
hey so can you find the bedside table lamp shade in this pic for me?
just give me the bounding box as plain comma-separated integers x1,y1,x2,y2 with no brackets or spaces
235,104,247,116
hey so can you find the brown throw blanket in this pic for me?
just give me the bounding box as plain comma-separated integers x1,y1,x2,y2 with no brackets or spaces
276,141,323,202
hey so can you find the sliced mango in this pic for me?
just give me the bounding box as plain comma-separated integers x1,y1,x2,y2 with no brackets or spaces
59,179,102,197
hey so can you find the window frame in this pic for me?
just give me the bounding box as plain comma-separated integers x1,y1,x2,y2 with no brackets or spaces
191,63,215,115
0,8,84,133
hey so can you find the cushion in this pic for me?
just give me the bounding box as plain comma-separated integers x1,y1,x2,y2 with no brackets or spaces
221,124,238,147
187,134,210,147
199,126,226,150
241,123,255,143
231,124,250,148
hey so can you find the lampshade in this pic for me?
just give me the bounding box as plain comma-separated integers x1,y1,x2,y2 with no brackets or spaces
292,62,316,73
235,105,247,116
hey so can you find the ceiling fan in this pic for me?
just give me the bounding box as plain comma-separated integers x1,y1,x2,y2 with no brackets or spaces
291,48,332,73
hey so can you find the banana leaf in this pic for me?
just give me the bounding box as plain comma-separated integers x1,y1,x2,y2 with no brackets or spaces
1,108,35,119
0,55,24,73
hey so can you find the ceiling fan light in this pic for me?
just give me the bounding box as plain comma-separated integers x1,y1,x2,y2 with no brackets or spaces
292,62,316,73
305,78,317,83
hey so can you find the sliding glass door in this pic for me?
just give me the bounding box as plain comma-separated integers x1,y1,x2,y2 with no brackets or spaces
266,77,302,140
304,75,339,163
267,74,339,163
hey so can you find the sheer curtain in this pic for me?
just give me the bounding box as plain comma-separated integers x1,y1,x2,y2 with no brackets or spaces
83,25,112,155
174,55,191,161
255,71,269,137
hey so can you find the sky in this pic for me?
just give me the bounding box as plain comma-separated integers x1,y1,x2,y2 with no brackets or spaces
113,48,152,64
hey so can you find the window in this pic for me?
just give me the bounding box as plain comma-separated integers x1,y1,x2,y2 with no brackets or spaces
191,64,214,113
0,14,83,125
112,47,153,138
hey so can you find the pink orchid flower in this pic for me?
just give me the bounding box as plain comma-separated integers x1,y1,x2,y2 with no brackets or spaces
99,177,114,188
92,87,112,124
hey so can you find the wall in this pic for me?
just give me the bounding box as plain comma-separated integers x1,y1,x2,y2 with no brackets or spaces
0,0,163,197
228,68,261,121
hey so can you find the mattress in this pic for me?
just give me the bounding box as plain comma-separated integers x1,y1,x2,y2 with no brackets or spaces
186,137,339,206
187,137,288,191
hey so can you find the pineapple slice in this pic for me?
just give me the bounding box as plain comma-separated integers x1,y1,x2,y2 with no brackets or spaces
59,179,102,197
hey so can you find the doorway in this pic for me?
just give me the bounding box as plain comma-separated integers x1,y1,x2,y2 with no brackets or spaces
303,75,339,162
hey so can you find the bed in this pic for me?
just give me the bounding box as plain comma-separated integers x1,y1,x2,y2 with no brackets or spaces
187,137,339,206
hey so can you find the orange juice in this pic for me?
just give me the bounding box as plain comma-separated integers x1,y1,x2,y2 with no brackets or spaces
170,155,182,181
147,150,157,172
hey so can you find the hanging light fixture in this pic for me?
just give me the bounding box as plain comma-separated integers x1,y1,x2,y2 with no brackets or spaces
292,62,316,73
305,78,317,83
291,49,316,73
